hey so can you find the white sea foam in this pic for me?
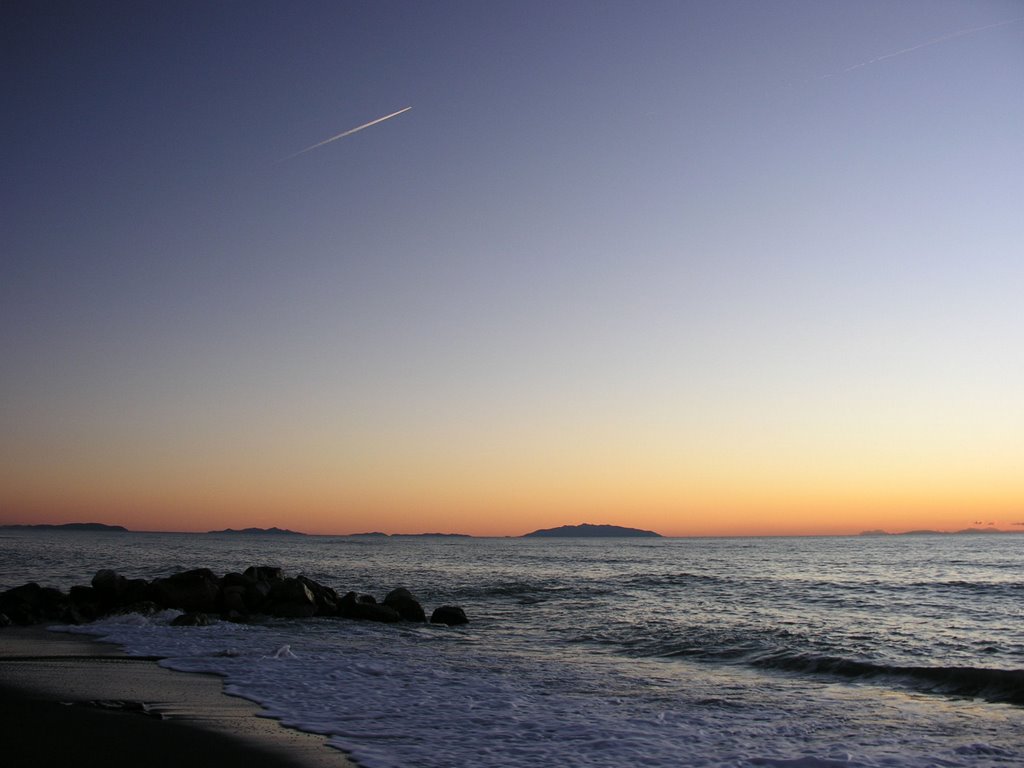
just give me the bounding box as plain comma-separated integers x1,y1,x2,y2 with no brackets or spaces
58,613,1021,768
19,532,1023,768
270,643,297,659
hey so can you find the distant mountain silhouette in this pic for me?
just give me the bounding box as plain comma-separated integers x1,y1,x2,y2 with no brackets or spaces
0,522,128,532
348,532,472,538
522,523,661,538
207,527,305,535
859,527,1017,536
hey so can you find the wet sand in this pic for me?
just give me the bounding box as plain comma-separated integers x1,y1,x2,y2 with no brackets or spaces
0,626,357,768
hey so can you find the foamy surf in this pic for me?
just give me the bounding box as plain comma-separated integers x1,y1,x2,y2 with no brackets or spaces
6,531,1019,767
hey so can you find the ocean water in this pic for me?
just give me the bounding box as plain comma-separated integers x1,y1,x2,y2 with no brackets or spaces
2,530,1023,767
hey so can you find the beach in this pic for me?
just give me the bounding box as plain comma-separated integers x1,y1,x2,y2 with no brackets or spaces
0,626,355,768
2,531,1023,766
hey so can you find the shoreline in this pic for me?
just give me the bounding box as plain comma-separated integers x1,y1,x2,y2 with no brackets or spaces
0,626,357,768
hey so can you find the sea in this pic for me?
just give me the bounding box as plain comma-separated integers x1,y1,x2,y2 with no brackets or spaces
2,530,1023,767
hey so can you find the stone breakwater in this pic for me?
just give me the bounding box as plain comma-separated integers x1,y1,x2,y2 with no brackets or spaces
0,566,469,628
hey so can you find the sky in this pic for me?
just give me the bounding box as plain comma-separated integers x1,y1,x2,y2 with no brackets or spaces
2,0,1022,537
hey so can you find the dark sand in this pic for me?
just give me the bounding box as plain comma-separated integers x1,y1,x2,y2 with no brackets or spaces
0,626,357,768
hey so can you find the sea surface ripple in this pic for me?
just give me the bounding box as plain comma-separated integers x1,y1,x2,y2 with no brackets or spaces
2,531,1023,766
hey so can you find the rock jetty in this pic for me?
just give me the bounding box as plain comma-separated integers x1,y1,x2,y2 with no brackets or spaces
0,567,469,628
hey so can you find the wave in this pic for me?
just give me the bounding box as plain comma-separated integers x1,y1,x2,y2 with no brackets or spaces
623,571,724,588
457,580,616,604
620,623,1024,706
911,579,1024,595
749,651,1024,705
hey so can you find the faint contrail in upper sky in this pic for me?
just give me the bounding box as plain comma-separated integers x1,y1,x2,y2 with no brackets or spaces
277,106,412,162
819,16,1024,80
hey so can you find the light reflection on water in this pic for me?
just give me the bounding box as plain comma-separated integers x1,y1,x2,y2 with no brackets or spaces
3,531,1023,672
5,530,1024,766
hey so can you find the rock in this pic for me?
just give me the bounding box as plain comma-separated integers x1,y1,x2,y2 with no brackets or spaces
147,569,221,613
70,584,98,601
243,566,283,583
264,578,317,618
90,571,150,612
91,569,125,601
221,571,251,588
338,591,374,618
385,587,414,601
244,579,273,611
337,591,358,617
337,591,399,622
171,612,211,626
112,601,163,617
68,585,102,622
121,578,150,605
430,605,469,626
350,602,401,623
230,567,284,613
3,565,446,630
0,582,70,625
383,587,426,622
296,575,339,616
221,585,248,616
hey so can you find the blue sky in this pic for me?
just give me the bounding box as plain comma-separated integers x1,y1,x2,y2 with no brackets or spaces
2,1,1022,534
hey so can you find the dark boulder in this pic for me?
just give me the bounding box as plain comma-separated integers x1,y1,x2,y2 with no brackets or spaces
297,575,339,616
220,573,261,615
91,569,126,603
121,578,150,606
0,583,70,625
232,567,283,613
171,612,212,626
383,587,426,622
221,585,248,616
338,591,399,622
41,586,71,618
70,584,98,601
350,602,401,623
89,570,150,612
91,571,149,610
337,590,358,617
243,566,283,583
2,565,448,630
112,600,163,617
244,579,273,611
68,585,102,622
264,578,317,618
430,605,469,626
147,569,221,613
221,571,251,588
338,591,372,617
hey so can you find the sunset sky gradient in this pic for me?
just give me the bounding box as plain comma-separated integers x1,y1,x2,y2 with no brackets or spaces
2,1,1022,536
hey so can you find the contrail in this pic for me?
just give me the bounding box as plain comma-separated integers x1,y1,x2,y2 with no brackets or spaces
278,106,412,162
819,16,1024,80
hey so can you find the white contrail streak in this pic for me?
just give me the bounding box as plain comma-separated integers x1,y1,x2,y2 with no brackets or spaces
278,106,412,162
819,16,1024,80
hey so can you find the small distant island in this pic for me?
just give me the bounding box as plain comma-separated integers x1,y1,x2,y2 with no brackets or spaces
349,532,472,538
207,527,305,536
522,523,662,538
859,528,1018,536
0,522,128,532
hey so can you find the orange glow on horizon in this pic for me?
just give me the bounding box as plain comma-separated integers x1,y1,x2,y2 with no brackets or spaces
3,417,1020,537
3,484,1021,538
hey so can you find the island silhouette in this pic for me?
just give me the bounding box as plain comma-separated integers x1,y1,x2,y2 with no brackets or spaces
522,523,661,538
